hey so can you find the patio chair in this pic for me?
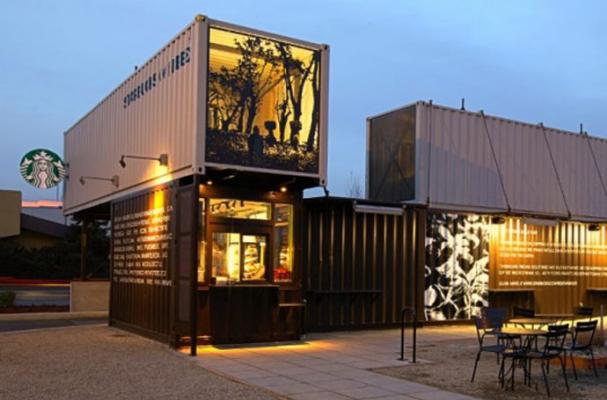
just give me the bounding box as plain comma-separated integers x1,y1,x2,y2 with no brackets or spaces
523,324,570,397
481,307,521,348
573,306,593,322
513,306,535,318
563,320,599,379
471,314,506,382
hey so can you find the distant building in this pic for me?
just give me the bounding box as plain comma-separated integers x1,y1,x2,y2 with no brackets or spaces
0,191,69,249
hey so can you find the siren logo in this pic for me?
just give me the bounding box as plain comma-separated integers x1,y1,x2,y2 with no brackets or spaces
123,46,191,109
20,149,66,189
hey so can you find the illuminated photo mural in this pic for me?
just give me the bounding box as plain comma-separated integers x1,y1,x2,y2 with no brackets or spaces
206,27,321,174
425,213,490,321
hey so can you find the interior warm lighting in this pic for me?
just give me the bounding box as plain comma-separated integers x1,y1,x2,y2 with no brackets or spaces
280,186,287,193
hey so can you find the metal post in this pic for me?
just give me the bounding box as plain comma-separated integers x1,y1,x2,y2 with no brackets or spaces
80,219,88,280
399,307,417,363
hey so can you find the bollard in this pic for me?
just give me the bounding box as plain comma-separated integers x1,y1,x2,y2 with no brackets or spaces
399,307,417,363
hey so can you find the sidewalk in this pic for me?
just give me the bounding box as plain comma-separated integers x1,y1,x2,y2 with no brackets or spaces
188,327,479,400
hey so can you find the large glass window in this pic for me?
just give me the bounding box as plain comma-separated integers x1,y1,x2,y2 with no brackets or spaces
209,199,271,220
206,27,321,173
212,232,267,283
273,204,293,282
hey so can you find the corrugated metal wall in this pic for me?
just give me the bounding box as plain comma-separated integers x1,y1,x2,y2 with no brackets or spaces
110,185,174,342
64,20,203,214
302,198,425,330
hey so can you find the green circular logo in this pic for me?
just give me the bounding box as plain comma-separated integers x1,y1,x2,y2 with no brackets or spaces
19,149,66,189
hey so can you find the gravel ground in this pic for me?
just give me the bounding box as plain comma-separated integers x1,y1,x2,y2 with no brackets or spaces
0,325,278,400
374,337,607,400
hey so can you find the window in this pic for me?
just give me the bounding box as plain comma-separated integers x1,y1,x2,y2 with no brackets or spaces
212,232,267,283
209,198,271,220
206,27,321,174
273,204,293,282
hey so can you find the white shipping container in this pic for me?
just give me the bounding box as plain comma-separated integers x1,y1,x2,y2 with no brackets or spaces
368,101,607,221
64,16,329,215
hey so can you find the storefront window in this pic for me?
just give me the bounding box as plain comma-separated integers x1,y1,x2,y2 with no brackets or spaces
273,204,293,282
212,232,267,283
209,198,271,220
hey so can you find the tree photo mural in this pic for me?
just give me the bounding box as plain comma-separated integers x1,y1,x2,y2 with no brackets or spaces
206,27,321,174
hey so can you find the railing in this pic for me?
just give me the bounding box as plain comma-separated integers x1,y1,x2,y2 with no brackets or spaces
399,307,417,363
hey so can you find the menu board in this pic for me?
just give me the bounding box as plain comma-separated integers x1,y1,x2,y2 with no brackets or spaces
112,195,173,287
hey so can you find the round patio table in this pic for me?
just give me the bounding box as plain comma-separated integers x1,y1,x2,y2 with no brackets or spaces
507,318,556,329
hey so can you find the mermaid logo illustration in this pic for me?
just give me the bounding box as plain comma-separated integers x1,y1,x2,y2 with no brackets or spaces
19,149,66,189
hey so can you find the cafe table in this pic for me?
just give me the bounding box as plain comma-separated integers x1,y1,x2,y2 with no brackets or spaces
507,317,557,329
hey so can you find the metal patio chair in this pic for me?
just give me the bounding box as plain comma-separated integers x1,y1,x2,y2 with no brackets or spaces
564,320,599,379
523,324,570,397
513,306,535,318
573,306,594,323
471,311,507,383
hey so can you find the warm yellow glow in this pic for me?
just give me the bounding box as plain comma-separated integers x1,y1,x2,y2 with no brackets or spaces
226,233,240,280
208,27,318,145
280,186,287,193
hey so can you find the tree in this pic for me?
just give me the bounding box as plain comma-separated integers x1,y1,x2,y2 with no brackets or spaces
234,37,280,134
275,43,315,141
306,51,321,151
347,172,363,198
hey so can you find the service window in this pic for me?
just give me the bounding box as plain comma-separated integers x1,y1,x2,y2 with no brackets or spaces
211,232,267,283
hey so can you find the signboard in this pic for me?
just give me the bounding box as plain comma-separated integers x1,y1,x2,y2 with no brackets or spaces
490,220,607,313
19,149,66,189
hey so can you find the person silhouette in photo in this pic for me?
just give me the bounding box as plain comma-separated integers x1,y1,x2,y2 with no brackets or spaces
248,126,264,165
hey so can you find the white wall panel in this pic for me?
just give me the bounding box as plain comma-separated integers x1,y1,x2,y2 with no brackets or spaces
64,20,203,214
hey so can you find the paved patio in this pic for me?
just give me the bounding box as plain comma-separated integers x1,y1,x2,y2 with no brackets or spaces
186,326,479,400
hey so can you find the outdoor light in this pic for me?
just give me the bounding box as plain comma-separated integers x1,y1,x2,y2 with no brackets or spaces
353,203,403,215
588,224,601,232
491,216,506,225
119,153,168,168
280,186,288,193
206,180,213,186
79,175,119,188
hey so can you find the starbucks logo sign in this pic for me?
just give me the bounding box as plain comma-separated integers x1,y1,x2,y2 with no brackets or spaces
20,149,66,189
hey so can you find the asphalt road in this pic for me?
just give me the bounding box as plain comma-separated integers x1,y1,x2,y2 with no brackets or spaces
0,318,106,332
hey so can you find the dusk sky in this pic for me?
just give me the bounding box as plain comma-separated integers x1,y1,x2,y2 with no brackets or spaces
2,1,606,201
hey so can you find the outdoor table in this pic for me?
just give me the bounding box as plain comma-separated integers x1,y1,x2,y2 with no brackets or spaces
507,318,556,329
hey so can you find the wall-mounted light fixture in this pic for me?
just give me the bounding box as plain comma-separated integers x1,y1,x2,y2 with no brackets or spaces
280,186,288,193
119,153,168,168
588,224,601,232
491,216,506,225
206,180,213,186
353,202,404,216
79,175,119,188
